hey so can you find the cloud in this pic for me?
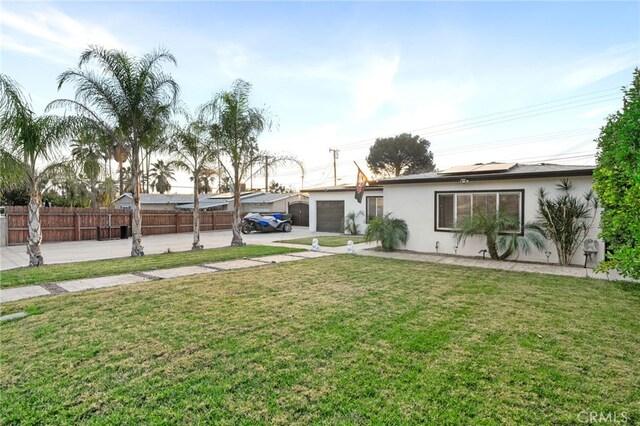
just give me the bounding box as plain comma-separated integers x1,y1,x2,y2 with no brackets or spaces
0,5,123,63
561,43,639,89
351,55,400,120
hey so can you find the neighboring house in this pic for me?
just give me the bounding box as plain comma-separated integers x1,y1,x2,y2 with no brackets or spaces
176,192,256,211
307,185,384,233
378,163,601,266
240,192,307,214
114,193,211,211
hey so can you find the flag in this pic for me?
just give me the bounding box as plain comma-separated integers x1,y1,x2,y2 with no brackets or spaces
354,163,368,203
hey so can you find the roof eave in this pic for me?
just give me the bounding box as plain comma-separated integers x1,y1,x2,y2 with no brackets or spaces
378,169,594,185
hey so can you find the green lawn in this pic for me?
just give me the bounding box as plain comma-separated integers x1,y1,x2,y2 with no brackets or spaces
278,235,367,247
1,256,639,424
0,245,303,289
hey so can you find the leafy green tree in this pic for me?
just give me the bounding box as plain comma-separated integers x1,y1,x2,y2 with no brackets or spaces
0,74,76,266
536,180,598,266
199,80,272,246
365,213,409,251
0,184,30,206
149,159,175,194
455,210,546,261
51,46,179,256
168,117,218,249
594,68,640,279
366,133,435,177
268,180,286,193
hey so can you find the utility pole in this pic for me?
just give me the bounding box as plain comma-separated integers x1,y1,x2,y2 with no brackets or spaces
264,156,270,192
329,148,339,186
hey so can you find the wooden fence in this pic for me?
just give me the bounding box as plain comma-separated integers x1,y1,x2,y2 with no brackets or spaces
5,206,234,246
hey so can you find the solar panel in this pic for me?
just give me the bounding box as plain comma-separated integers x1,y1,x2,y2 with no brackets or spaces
439,163,516,175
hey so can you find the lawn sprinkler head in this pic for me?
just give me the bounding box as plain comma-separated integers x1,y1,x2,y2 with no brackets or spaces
311,238,320,252
347,240,355,254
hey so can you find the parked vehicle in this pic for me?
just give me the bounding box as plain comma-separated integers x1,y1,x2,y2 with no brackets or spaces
241,213,293,234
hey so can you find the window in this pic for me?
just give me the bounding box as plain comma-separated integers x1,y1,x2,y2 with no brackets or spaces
435,190,523,232
366,196,384,223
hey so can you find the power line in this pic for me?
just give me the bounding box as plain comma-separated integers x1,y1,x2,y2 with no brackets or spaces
336,88,620,151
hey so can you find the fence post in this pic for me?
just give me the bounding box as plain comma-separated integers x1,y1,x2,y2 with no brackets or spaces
74,211,80,241
175,212,180,233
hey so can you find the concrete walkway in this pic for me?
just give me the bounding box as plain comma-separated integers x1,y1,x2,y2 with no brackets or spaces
1,250,335,304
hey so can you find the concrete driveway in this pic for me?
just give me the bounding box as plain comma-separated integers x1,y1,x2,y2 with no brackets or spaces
1,226,326,271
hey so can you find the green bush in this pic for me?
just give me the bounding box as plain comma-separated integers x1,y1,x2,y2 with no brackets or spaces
365,213,408,252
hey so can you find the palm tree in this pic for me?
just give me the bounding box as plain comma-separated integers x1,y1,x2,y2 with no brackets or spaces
50,45,179,256
198,79,272,246
364,213,409,252
71,127,106,207
0,74,75,266
536,179,598,265
149,159,175,194
454,210,546,261
168,117,219,249
195,168,218,194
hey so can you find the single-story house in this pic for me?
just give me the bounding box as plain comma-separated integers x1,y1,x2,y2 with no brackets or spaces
307,185,384,233
378,163,601,266
114,193,211,211
240,192,307,214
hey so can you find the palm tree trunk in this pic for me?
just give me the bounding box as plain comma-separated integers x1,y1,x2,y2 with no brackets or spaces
27,186,44,267
192,174,202,250
230,169,244,246
487,237,500,260
118,157,124,195
130,153,144,257
90,179,99,209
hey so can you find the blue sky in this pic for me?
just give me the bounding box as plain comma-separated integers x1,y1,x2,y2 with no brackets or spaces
1,1,638,190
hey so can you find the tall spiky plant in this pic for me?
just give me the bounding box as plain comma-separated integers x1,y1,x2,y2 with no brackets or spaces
454,210,546,261
0,74,76,266
50,45,179,257
536,179,598,266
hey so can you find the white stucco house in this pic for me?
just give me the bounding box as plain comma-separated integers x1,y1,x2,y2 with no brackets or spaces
306,185,384,233
378,163,601,266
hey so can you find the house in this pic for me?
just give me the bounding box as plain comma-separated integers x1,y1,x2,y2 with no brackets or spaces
114,193,211,211
307,185,384,233
378,163,601,266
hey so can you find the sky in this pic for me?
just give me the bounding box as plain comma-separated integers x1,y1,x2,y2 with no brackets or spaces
1,1,639,192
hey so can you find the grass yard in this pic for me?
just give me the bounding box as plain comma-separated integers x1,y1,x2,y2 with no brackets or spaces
1,256,639,424
278,235,367,247
0,245,302,289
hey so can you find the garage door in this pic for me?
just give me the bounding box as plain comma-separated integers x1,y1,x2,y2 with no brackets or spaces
316,201,344,232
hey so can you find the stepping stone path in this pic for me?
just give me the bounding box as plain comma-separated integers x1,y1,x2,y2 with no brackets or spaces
0,252,337,304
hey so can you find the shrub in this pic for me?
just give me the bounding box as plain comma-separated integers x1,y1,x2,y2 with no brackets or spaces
365,213,408,252
536,179,598,266
344,211,363,235
454,210,546,261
